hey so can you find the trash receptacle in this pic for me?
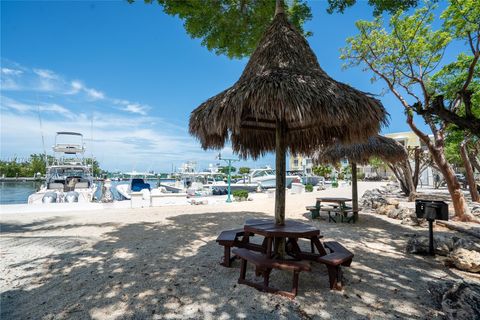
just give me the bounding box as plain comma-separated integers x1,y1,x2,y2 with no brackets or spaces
414,199,449,256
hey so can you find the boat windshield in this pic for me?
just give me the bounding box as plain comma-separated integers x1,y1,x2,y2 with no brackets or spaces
49,167,89,179
252,169,275,178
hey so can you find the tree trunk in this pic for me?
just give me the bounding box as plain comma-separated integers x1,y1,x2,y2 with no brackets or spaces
351,162,358,211
388,162,415,200
275,0,284,15
460,138,479,202
389,163,408,194
401,160,417,201
406,113,475,221
469,152,480,172
429,144,475,221
275,120,286,226
412,148,421,188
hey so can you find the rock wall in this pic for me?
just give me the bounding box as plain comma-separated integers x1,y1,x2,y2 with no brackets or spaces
405,234,480,273
428,281,480,320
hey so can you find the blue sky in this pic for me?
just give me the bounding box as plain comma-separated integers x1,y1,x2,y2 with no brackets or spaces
0,1,462,172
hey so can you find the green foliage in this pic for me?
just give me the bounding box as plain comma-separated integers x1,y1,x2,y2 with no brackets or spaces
29,154,48,175
357,172,366,180
305,183,313,192
369,157,387,170
238,167,251,175
220,166,236,174
441,0,480,42
431,53,480,117
134,0,312,59
312,165,332,178
341,3,451,97
0,154,48,178
0,155,103,178
340,165,351,180
327,0,421,16
444,130,464,167
232,189,249,199
85,158,101,176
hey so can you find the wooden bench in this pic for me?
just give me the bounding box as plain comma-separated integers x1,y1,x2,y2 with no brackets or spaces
324,208,362,223
317,241,354,290
306,205,320,219
306,201,336,219
216,229,247,267
216,229,265,267
232,248,311,299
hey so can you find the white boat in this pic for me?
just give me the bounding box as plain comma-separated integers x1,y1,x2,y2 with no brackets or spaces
116,178,151,200
28,132,97,204
237,168,299,189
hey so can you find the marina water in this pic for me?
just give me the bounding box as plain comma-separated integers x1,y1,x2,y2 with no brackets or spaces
0,179,164,205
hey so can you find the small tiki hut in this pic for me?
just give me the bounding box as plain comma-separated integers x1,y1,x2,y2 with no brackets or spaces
313,135,407,219
189,1,388,226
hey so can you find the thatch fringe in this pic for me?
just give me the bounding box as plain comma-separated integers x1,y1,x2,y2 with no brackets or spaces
189,12,388,159
313,135,408,165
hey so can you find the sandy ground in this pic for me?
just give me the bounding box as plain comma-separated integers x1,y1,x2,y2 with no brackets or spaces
1,182,479,320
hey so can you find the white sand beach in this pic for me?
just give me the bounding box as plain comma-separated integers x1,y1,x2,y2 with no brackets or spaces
1,182,479,319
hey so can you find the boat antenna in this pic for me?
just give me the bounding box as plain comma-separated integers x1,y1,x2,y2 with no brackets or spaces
90,112,94,159
36,95,47,168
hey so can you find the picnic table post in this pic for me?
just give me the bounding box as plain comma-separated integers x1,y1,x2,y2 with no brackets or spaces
351,162,358,221
351,162,358,211
275,120,286,226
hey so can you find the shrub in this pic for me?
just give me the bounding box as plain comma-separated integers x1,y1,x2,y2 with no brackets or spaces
305,184,313,192
357,172,365,180
233,189,249,199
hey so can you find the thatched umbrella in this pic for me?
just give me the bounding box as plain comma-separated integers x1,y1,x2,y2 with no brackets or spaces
189,1,388,226
313,135,408,217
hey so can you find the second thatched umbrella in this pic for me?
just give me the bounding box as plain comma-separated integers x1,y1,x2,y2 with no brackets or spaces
189,2,388,226
313,135,408,219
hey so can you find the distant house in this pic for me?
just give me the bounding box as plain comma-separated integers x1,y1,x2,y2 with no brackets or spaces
384,131,434,186
289,154,314,174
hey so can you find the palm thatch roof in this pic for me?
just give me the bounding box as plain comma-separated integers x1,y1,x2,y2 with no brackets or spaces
189,11,388,159
313,135,407,165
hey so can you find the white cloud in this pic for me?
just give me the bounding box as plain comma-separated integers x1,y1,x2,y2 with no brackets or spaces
84,87,105,100
0,96,75,118
67,80,104,100
0,111,216,171
33,68,58,80
1,68,23,76
69,80,83,94
0,96,32,112
122,103,149,115
39,103,75,118
0,60,261,171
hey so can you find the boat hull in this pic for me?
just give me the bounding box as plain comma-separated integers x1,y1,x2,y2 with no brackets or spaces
254,176,297,189
28,186,97,204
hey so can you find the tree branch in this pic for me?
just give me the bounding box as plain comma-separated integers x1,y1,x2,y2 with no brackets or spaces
422,95,480,136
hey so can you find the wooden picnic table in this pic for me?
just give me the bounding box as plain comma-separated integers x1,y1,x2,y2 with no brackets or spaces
316,197,352,207
217,219,355,296
244,218,327,259
314,197,356,223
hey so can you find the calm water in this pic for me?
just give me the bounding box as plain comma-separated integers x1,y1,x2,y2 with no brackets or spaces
0,179,165,205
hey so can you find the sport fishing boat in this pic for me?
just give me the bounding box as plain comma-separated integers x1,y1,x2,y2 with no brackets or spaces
237,167,299,189
28,132,97,204
116,178,151,200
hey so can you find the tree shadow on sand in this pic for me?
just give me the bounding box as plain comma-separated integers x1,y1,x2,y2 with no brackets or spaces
1,211,468,319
